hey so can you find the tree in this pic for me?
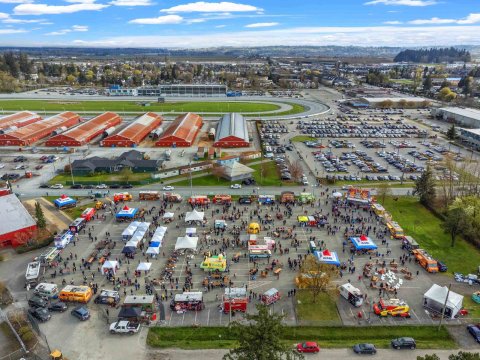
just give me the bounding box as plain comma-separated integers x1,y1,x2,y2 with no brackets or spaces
423,75,433,91
34,202,46,229
413,165,436,206
296,255,338,303
288,162,303,183
417,354,440,360
211,165,226,182
448,351,480,360
223,304,304,360
376,183,392,204
438,87,457,102
119,167,133,183
65,74,76,84
446,124,457,141
442,207,465,247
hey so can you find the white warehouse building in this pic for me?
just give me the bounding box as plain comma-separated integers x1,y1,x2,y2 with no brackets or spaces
431,107,480,128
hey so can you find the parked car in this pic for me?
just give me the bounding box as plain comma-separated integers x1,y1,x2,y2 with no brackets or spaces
50,184,63,189
122,184,133,189
296,342,320,353
353,343,377,355
35,165,44,170
28,307,51,322
71,306,90,321
230,184,242,189
39,183,50,189
48,301,68,312
391,337,416,350
436,260,448,272
96,184,107,189
163,186,174,191
70,184,83,189
239,197,252,204
14,156,27,162
109,184,120,189
466,324,480,343
0,164,5,169
14,164,27,170
28,295,48,308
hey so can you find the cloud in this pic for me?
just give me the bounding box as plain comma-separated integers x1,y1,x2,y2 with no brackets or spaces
129,14,184,24
3,17,46,23
14,2,108,15
215,24,226,28
409,13,480,25
383,20,402,24
0,28,27,33
161,1,262,13
46,24,88,35
245,22,279,28
0,0,31,3
0,13,9,19
365,0,437,6
68,25,480,48
109,0,154,6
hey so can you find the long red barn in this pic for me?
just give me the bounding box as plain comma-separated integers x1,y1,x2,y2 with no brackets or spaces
0,112,80,146
0,111,42,133
155,112,203,147
45,112,122,147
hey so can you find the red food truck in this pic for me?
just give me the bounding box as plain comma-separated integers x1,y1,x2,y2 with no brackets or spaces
223,288,248,314
170,292,204,312
261,288,280,305
188,195,210,205
81,207,96,221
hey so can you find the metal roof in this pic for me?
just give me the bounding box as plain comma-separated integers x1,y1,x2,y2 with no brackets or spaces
438,107,480,121
215,113,249,142
0,111,42,130
0,194,36,235
158,112,203,143
361,97,427,103
103,112,162,145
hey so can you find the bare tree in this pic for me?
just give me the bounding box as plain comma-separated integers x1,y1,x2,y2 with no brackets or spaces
211,165,226,182
296,255,338,303
288,161,303,183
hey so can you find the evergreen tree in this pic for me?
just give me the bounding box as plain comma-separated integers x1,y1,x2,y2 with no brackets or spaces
413,165,436,206
35,202,46,229
446,124,456,140
423,75,433,91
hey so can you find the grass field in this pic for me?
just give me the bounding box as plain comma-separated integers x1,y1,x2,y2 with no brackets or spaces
49,172,152,185
147,325,455,350
296,291,341,323
382,196,480,274
290,135,317,142
43,196,95,219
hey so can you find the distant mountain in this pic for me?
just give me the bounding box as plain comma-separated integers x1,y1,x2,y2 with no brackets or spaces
394,47,471,63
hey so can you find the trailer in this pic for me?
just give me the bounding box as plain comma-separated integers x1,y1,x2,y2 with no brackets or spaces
170,292,204,312
223,288,248,313
25,261,43,286
139,191,160,201
163,192,182,203
36,247,61,266
213,194,232,205
261,288,280,305
280,191,295,204
69,218,86,233
113,192,133,203
188,195,210,205
258,195,275,205
339,283,363,307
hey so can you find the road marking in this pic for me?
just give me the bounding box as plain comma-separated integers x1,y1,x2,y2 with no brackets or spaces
181,311,185,325
206,309,210,326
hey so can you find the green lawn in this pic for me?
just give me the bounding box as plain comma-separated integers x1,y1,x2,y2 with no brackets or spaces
0,100,280,113
296,291,341,323
290,136,317,142
147,325,455,350
390,79,415,85
43,196,96,219
382,196,480,274
49,172,152,185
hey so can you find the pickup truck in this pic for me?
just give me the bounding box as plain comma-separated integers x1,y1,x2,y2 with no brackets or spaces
109,321,140,335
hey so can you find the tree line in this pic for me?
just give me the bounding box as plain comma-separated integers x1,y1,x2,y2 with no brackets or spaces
394,47,471,63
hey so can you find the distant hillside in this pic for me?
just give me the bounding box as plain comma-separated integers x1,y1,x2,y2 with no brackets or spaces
394,47,471,63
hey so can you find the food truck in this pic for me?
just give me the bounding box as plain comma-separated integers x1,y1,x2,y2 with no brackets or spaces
200,254,227,272
113,192,133,203
139,191,160,201
371,203,386,218
188,195,210,205
412,249,438,273
36,247,61,266
249,247,271,260
402,236,420,252
69,218,86,233
123,295,155,312
54,231,74,249
54,195,77,210
81,207,96,221
59,285,93,303
223,288,248,313
258,195,275,205
25,261,43,286
94,289,120,305
34,283,59,299
297,215,317,227
373,298,410,317
170,292,204,312
213,194,232,205
298,192,315,204
163,192,182,203
280,191,295,204
261,288,280,305
339,283,364,307
386,221,404,239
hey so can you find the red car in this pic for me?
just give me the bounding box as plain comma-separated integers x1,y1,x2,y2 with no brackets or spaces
296,342,320,353
35,165,43,170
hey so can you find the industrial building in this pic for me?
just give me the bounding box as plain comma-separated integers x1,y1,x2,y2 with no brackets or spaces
155,113,203,147
45,112,122,147
101,112,162,147
459,128,480,150
432,107,480,128
137,84,227,97
213,113,250,148
0,194,37,248
0,111,42,133
0,112,80,146
358,97,429,108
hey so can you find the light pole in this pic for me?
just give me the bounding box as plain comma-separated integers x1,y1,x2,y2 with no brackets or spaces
189,161,193,196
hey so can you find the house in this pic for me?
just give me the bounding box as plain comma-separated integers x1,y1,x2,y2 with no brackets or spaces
216,155,240,166
221,161,255,182
71,150,161,175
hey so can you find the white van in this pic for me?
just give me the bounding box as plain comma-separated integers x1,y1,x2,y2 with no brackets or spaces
34,283,59,299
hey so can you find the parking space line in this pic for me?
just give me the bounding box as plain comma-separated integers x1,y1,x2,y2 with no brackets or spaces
206,309,210,326
182,311,185,325
194,310,198,325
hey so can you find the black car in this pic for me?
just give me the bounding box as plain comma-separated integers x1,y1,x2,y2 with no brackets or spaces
109,184,120,189
48,300,68,312
238,197,252,205
28,307,51,322
122,184,133,189
39,183,50,189
28,295,48,308
70,184,83,189
14,156,27,162
467,324,480,343
391,337,416,350
437,260,448,272
71,306,90,321
353,343,377,355
83,184,94,189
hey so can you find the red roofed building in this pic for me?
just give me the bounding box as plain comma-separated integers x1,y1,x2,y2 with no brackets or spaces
0,111,42,133
155,112,203,147
45,112,122,147
0,112,80,146
0,194,37,248
101,112,162,147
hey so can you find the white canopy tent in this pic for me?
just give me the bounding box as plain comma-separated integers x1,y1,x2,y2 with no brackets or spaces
332,192,343,198
423,284,464,319
122,221,141,240
163,212,174,219
136,262,152,272
186,227,197,236
175,236,198,251
146,247,160,255
126,239,140,248
185,209,204,222
101,260,119,274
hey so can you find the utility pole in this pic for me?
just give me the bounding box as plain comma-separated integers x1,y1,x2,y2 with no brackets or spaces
438,283,452,331
69,155,75,186
189,161,193,196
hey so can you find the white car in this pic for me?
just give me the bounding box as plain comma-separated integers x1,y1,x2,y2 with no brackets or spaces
14,164,27,170
0,164,5,169
96,184,107,189
163,186,174,191
230,184,242,189
50,184,64,189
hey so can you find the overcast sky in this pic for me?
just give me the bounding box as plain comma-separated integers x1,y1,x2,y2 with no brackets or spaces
0,0,479,47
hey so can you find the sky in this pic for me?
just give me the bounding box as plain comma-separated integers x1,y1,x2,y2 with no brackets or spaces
0,0,479,48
